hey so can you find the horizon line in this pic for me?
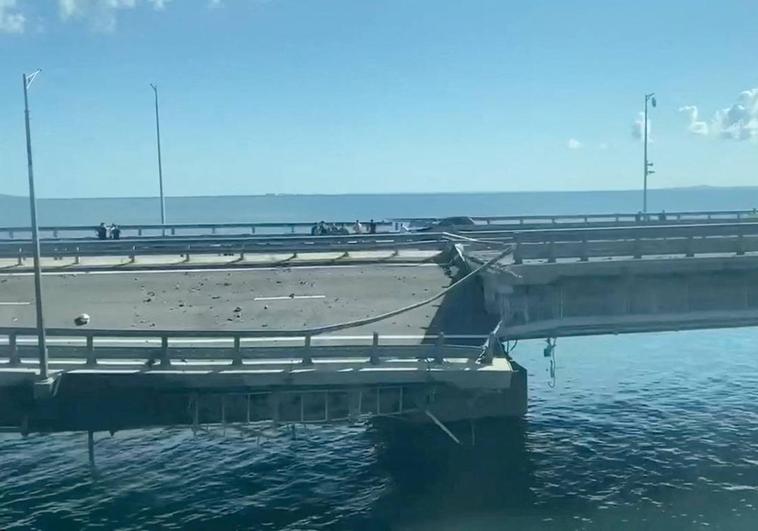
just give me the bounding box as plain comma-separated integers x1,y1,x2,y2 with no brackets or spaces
1,184,752,202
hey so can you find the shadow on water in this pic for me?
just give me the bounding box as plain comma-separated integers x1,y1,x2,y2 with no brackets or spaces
361,418,535,530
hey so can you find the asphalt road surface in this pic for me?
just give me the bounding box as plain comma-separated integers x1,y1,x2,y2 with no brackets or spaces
0,264,495,338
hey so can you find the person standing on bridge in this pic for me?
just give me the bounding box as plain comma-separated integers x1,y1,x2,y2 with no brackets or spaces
111,224,121,240
96,222,107,240
368,219,377,234
353,220,364,234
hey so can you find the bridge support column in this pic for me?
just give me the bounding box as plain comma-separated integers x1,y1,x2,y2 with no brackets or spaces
87,431,95,468
8,333,19,366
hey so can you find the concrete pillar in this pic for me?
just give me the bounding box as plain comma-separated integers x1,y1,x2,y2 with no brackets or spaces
370,332,380,365
8,333,18,366
86,335,96,366
160,336,170,368
232,336,242,366
302,335,313,365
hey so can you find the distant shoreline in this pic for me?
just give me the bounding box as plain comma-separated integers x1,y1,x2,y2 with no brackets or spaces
2,185,756,202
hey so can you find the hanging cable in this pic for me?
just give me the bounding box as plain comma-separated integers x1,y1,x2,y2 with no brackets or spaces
283,245,513,336
544,337,557,388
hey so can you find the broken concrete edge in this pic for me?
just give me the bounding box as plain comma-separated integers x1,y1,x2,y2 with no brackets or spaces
32,377,56,400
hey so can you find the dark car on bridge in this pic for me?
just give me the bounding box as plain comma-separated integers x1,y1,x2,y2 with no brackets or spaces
411,216,477,232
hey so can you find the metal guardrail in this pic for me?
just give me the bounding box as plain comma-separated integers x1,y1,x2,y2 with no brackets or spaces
0,220,395,240
4,209,758,241
396,209,758,227
0,232,451,261
0,328,478,368
505,222,758,263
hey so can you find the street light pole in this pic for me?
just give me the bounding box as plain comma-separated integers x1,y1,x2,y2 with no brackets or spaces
22,70,48,381
150,83,166,228
643,92,656,215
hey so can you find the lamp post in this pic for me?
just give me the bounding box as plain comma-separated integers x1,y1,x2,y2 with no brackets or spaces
643,92,656,215
22,69,48,381
150,83,166,229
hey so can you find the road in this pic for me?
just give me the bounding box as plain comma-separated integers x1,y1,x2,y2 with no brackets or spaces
0,263,494,339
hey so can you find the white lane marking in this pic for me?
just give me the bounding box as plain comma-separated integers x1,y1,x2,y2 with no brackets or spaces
254,295,326,301
0,301,30,305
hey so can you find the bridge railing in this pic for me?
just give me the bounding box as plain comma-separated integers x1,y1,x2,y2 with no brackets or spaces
0,232,450,261
395,209,758,230
0,328,479,369
5,209,758,241
509,222,758,262
0,220,395,241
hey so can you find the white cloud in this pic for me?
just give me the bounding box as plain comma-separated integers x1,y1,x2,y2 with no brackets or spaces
567,138,582,150
678,105,709,136
208,0,222,7
711,88,758,141
58,0,172,31
0,0,25,33
631,112,651,141
679,89,758,141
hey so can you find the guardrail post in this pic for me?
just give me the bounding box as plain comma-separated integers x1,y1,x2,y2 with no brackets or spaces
138,228,143,236
434,333,445,364
370,332,380,365
184,245,191,262
17,248,23,266
240,245,246,261
686,236,694,258
547,239,556,263
302,334,313,365
74,247,80,265
85,335,96,366
580,237,588,262
633,237,642,259
129,246,136,263
8,333,19,366
171,227,176,236
211,227,217,235
513,234,522,264
737,234,746,256
160,336,170,368
232,336,242,366
250,226,255,234
53,229,59,238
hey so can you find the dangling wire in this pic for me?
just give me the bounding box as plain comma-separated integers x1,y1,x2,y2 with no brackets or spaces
544,338,558,388
504,339,519,357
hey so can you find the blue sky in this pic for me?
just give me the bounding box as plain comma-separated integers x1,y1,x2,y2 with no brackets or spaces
1,0,757,198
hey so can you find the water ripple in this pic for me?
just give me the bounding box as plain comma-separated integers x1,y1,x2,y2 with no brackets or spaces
3,329,758,529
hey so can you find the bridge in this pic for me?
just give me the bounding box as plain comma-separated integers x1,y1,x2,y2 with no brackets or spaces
2,212,758,452
462,221,758,340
